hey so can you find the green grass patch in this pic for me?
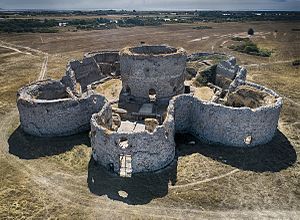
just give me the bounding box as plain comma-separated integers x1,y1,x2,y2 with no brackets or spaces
229,40,272,57
194,65,217,86
231,37,250,42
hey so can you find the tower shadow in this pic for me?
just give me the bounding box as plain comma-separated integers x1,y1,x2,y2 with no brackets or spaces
87,129,296,205
8,126,90,159
9,126,296,205
87,157,177,205
175,129,297,172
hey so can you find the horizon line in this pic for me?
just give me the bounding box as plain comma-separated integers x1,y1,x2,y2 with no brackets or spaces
1,8,300,12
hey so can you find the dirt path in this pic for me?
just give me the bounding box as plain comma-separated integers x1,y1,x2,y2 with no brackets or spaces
0,42,33,56
0,39,48,155
0,39,49,81
38,55,48,80
245,59,294,67
281,95,300,107
0,40,48,56
170,169,239,189
0,39,48,156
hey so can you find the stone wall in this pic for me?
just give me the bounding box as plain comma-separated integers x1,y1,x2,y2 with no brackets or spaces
173,82,282,147
172,95,193,132
120,45,187,102
85,51,120,76
215,57,239,89
65,51,120,92
69,56,103,92
216,57,238,79
16,47,283,175
90,79,282,174
90,102,176,174
17,79,107,137
85,51,119,64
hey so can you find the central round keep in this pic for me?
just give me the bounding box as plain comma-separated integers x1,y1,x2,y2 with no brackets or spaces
120,45,187,102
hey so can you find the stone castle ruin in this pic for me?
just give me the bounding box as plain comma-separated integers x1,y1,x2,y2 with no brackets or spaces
17,44,283,177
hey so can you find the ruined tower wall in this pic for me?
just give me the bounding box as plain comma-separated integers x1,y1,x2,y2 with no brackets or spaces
120,46,187,102
189,97,282,147
172,94,194,133
65,51,120,92
69,56,104,91
17,79,107,137
90,103,176,174
183,82,282,147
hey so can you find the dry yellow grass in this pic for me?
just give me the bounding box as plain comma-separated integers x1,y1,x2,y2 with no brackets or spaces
193,86,214,101
95,79,122,101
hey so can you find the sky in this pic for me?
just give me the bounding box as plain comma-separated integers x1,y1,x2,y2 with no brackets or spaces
0,0,299,11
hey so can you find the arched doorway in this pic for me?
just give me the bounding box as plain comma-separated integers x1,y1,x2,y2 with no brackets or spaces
149,88,157,102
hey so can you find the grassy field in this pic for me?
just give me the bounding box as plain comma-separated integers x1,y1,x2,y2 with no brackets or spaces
0,21,299,219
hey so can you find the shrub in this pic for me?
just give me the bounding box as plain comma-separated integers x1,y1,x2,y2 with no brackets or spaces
244,42,259,53
231,37,250,42
248,28,254,35
195,65,217,86
229,40,272,57
193,26,212,30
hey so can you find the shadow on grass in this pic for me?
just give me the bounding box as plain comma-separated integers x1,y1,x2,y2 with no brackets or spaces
8,126,90,159
8,125,296,205
176,129,297,172
87,157,177,205
88,129,296,205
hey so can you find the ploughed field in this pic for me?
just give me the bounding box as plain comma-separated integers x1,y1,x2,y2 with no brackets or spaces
0,21,299,219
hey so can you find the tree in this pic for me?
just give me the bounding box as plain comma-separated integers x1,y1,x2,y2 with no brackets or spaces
248,28,254,35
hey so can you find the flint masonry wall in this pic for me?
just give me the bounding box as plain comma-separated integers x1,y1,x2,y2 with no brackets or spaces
120,45,187,102
85,51,120,76
90,102,176,174
91,51,283,174
66,51,120,92
172,95,193,132
216,57,239,80
173,82,282,147
91,80,282,174
68,56,103,92
16,46,283,175
215,57,244,90
17,79,107,137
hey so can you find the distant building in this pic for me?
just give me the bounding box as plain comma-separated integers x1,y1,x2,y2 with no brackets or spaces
58,22,67,27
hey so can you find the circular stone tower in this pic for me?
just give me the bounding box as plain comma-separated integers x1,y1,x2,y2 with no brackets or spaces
120,45,187,102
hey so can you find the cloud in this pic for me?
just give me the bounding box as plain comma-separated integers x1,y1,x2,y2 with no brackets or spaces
0,0,299,10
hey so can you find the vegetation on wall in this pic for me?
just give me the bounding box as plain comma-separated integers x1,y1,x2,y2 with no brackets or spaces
195,65,217,86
